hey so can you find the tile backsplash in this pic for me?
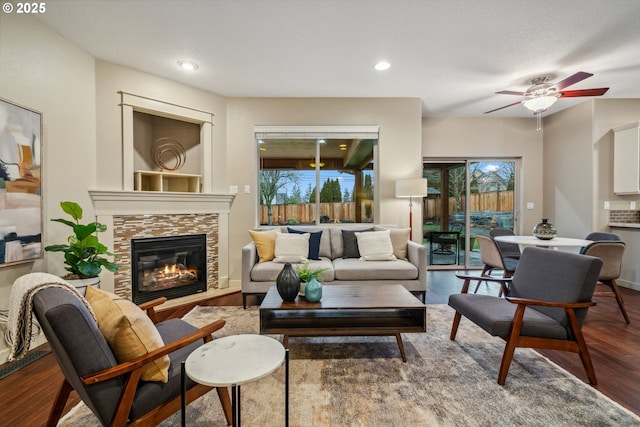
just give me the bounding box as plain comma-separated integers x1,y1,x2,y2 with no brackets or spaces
609,210,640,224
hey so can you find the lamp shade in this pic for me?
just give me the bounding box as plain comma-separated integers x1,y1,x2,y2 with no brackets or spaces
395,178,428,198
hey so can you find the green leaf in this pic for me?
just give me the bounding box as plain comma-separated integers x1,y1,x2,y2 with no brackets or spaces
51,218,77,228
73,223,97,241
43,244,70,253
60,201,83,221
77,261,100,278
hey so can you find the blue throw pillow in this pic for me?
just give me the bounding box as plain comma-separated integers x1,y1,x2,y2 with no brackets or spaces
287,228,323,260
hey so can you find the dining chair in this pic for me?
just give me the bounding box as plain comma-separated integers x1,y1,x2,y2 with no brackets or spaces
473,234,518,295
449,246,603,385
489,228,521,260
585,231,621,241
581,241,629,323
579,232,621,253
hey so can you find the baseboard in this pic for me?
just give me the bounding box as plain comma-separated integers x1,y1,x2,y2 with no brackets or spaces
619,279,640,292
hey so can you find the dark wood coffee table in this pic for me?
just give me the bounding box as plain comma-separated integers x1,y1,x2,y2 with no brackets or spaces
259,284,426,362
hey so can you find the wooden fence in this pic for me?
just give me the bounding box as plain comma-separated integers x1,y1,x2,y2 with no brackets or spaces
262,191,513,224
424,190,514,219
260,201,373,224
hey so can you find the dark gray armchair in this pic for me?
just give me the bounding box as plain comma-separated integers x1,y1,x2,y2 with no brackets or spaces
449,246,602,385
32,287,232,426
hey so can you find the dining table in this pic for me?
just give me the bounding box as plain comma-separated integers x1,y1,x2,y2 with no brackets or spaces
494,235,593,250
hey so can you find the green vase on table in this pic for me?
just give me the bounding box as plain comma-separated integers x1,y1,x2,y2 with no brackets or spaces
304,276,322,302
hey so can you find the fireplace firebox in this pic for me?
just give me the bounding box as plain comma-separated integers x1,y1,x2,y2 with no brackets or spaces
131,234,207,304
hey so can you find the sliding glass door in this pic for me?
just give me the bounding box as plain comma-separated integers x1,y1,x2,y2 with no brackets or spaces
423,159,518,268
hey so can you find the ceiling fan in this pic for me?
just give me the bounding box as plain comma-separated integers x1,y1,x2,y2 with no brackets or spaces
484,71,609,115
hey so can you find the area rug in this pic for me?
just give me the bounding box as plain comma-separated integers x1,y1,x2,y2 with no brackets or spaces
60,305,639,426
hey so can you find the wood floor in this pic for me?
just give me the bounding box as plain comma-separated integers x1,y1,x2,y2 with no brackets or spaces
0,272,638,426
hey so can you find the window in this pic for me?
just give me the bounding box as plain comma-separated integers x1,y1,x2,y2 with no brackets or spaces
257,136,376,225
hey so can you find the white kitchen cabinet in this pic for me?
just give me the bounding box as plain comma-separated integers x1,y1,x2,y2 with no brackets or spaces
614,122,640,194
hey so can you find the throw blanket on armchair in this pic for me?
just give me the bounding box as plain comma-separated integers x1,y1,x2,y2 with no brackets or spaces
6,272,95,361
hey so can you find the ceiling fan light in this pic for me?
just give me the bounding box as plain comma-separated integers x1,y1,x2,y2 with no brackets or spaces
522,95,558,112
374,61,391,71
177,60,198,71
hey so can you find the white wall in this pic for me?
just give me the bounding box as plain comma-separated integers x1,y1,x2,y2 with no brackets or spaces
225,97,423,285
422,117,544,234
543,99,640,289
543,102,594,238
0,14,97,359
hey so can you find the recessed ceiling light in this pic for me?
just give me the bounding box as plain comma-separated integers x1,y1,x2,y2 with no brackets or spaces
177,60,199,71
374,61,391,71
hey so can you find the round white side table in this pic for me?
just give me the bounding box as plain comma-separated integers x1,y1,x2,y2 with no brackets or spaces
184,334,288,427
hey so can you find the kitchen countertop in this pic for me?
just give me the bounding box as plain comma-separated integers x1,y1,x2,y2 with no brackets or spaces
609,223,640,229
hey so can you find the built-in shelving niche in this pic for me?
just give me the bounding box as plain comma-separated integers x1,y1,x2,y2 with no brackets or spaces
119,92,214,193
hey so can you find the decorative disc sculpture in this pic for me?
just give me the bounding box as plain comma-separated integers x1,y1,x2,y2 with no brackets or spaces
151,137,186,172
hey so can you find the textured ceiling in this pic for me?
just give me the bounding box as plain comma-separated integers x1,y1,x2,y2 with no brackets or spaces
36,0,640,118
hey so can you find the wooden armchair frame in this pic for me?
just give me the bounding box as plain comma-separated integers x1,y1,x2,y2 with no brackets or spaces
46,297,233,427
451,273,597,386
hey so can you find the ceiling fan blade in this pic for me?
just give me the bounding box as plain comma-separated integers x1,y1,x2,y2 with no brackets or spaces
496,90,527,96
484,101,522,114
553,71,593,90
559,88,609,97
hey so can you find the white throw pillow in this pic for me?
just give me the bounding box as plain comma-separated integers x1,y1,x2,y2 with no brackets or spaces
273,233,310,263
374,226,410,259
355,229,397,261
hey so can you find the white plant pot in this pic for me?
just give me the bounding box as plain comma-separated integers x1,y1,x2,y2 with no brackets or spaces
65,277,100,296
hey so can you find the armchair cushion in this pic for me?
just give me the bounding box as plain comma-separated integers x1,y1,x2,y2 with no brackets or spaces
448,293,568,340
129,318,204,420
86,287,170,383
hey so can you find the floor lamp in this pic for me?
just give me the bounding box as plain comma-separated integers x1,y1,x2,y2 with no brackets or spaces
395,178,428,240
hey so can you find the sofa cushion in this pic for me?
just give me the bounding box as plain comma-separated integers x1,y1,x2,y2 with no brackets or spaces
332,258,419,281
374,226,410,260
356,230,396,261
85,286,170,383
248,229,280,263
274,232,309,263
251,258,335,282
341,228,374,258
330,226,374,259
342,230,361,258
287,227,322,260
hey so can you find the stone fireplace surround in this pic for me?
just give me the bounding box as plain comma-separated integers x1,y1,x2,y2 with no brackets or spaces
89,190,234,300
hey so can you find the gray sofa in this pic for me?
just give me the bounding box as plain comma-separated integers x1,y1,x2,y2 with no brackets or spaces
241,224,427,307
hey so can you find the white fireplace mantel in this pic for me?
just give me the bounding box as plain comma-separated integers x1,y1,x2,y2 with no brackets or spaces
89,190,235,215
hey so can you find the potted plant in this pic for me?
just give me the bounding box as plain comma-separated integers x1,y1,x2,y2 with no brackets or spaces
294,262,328,296
45,201,118,284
